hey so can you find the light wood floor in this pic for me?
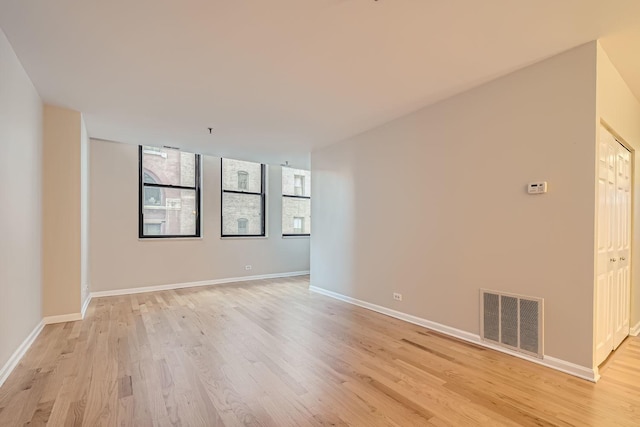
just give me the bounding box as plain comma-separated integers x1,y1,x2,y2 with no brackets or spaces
1,276,639,426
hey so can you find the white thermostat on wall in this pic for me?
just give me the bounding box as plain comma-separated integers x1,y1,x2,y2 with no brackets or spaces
528,182,548,194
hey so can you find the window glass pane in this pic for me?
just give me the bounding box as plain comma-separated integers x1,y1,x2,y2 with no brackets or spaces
282,167,310,197
222,158,262,192
143,186,162,206
143,223,163,235
222,193,263,235
237,171,248,190
142,146,196,187
142,188,197,236
282,197,311,234
237,218,249,234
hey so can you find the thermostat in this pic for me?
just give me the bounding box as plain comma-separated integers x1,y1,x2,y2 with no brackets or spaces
528,182,548,194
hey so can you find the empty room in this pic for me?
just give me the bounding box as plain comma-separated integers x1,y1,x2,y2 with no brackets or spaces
1,1,640,425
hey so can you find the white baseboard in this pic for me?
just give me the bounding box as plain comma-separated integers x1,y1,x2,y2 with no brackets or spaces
81,295,92,319
91,271,311,298
543,355,600,382
0,320,45,387
43,312,83,325
309,286,599,383
631,321,640,337
2,296,94,386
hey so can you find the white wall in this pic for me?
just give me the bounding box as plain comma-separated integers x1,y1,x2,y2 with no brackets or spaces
311,43,598,369
596,43,640,335
90,139,310,292
0,29,43,370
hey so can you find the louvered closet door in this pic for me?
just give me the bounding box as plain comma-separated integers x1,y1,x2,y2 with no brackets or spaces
595,126,631,366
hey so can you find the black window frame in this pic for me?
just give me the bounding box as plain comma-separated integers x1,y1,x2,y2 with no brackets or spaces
282,168,311,237
139,145,201,239
221,158,266,237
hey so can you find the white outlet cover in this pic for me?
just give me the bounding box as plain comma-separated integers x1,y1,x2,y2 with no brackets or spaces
527,181,548,194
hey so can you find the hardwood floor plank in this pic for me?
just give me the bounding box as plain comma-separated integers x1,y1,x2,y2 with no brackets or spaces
1,276,639,426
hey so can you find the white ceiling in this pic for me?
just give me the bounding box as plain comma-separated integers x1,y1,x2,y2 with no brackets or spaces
1,0,639,166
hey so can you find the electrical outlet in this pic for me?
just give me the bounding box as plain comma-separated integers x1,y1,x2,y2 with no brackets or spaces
393,293,402,301
245,265,252,270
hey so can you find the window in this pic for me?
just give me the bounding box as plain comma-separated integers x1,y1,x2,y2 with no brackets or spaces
139,145,201,238
142,146,166,157
282,167,310,236
143,173,162,206
238,171,248,190
294,175,304,196
238,218,248,234
221,158,265,237
143,223,163,235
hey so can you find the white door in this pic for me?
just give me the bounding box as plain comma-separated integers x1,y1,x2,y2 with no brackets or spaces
595,135,615,365
613,140,631,349
595,126,632,366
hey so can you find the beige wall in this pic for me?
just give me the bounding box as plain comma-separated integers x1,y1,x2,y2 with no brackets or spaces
596,43,640,334
0,29,43,369
90,139,310,291
42,105,83,317
311,43,598,368
80,116,90,306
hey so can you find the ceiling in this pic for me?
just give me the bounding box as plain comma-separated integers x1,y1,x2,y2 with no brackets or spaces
1,0,639,166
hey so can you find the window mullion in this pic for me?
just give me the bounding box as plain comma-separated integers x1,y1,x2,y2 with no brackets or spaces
222,189,263,196
143,182,196,191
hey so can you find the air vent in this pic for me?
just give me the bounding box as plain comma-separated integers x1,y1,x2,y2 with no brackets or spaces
480,289,543,358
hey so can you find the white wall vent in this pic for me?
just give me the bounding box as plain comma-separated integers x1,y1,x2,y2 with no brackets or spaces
480,289,544,358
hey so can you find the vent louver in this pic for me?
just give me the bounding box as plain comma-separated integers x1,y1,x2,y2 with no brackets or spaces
480,289,543,358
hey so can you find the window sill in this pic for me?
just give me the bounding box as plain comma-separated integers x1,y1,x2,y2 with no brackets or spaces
220,236,268,240
138,236,203,241
282,235,310,239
